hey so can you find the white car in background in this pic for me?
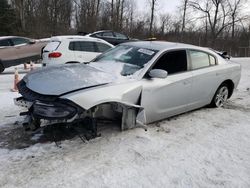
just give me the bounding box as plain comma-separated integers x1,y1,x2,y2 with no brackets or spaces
42,35,114,66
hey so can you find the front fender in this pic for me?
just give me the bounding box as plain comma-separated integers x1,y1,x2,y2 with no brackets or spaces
61,81,142,110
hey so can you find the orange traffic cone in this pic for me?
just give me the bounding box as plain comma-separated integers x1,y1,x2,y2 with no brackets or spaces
24,63,28,70
11,68,20,92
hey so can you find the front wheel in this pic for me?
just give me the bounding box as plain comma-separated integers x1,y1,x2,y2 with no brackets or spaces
210,84,229,107
0,63,5,73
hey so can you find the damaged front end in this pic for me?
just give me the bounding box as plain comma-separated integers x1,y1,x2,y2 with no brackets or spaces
15,79,85,131
15,97,144,134
14,97,82,131
15,96,101,141
15,80,146,135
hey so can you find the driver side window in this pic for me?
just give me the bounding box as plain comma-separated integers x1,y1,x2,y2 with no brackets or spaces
152,50,187,75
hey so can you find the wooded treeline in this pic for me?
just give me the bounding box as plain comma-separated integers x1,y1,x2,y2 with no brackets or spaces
1,0,250,56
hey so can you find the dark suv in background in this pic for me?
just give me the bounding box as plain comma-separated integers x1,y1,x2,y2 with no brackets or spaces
86,30,134,45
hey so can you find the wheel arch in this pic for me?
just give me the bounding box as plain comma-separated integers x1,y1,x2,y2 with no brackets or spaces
87,101,143,130
0,59,5,73
220,79,234,98
65,61,80,64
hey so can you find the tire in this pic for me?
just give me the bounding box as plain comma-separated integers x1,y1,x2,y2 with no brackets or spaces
65,61,80,64
0,63,5,73
210,84,229,107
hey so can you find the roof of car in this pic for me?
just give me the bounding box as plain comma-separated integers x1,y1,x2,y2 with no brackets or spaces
51,35,107,42
50,35,92,40
50,35,114,46
88,30,128,36
0,36,26,40
121,41,206,51
90,30,113,34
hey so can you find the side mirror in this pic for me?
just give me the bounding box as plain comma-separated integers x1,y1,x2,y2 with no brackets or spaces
29,40,36,44
148,69,168,79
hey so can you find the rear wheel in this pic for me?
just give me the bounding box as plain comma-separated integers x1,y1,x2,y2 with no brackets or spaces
65,61,80,64
0,63,5,73
210,84,229,107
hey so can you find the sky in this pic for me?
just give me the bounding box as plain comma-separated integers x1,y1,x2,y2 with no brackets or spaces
136,0,181,14
136,0,250,15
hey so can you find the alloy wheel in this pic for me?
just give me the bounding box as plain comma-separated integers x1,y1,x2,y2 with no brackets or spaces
215,86,229,107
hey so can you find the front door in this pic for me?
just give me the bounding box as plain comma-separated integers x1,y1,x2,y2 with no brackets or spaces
140,50,193,124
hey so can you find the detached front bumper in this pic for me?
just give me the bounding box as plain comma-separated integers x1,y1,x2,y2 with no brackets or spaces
33,101,77,120
14,97,81,129
14,97,33,108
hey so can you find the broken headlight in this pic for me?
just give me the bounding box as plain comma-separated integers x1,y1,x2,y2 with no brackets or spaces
33,100,77,119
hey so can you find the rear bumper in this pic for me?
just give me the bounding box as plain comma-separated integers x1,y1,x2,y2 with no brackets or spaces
42,57,65,66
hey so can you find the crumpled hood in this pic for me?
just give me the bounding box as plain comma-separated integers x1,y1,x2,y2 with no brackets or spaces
23,64,118,95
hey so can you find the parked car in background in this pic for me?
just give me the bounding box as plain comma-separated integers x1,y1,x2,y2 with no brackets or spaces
15,41,241,134
0,36,48,73
42,35,114,66
86,30,134,45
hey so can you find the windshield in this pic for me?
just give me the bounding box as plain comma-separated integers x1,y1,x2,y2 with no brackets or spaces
92,45,158,76
43,41,60,52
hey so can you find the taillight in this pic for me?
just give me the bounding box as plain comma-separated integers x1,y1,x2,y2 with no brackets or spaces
48,52,62,58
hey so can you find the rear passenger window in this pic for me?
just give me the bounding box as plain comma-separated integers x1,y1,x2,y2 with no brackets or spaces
189,50,210,69
12,37,30,45
96,42,112,52
102,32,114,37
114,32,128,40
94,33,102,37
152,50,187,75
209,55,216,65
69,41,96,52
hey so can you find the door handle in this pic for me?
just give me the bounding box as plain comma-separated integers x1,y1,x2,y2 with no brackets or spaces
183,81,191,85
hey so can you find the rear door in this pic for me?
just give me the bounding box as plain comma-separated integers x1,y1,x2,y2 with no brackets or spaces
141,50,193,124
69,41,100,63
188,50,220,108
95,42,113,53
100,31,117,45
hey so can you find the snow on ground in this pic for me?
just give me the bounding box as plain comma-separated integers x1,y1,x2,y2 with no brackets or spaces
0,59,250,188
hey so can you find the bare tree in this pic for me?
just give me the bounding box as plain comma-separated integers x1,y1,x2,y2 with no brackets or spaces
10,0,25,30
159,13,172,35
119,0,125,29
0,0,18,35
181,0,188,33
122,0,136,34
76,0,101,32
149,0,157,37
227,0,245,38
189,0,232,45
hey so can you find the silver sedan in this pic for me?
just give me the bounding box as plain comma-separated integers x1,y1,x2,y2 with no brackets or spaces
15,41,241,132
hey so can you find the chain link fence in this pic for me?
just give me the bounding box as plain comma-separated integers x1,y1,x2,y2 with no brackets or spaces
237,47,250,57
